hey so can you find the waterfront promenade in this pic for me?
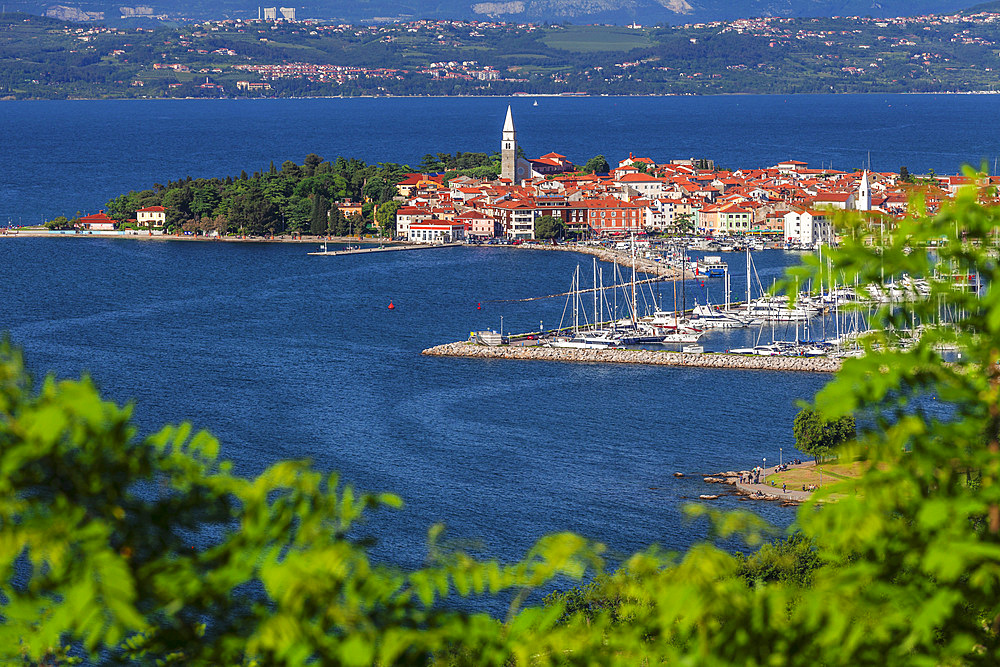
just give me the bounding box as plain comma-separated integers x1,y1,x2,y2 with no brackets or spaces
422,341,843,373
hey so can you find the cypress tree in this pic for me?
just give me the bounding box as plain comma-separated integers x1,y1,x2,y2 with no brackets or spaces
310,195,328,236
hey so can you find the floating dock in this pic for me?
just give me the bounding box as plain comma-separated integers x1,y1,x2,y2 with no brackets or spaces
421,341,843,373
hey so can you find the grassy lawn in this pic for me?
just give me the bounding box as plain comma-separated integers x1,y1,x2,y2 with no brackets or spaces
541,26,651,53
767,460,867,493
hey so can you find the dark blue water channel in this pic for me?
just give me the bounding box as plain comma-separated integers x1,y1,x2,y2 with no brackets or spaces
0,238,826,569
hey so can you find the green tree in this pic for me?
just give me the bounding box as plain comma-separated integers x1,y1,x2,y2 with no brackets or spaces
582,154,610,174
533,214,564,240
44,215,70,230
674,211,695,234
229,191,279,236
375,200,401,237
792,407,856,461
284,196,312,234
106,192,141,223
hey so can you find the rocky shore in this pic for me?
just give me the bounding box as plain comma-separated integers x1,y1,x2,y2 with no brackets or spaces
422,342,843,373
703,471,811,504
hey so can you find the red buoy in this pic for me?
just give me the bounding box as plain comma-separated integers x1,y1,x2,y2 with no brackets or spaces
477,302,482,310
388,302,395,310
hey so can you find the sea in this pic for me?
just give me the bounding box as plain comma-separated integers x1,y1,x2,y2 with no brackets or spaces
0,94,993,574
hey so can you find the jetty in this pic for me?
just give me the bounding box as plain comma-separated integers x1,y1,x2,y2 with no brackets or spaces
308,242,460,256
512,242,682,279
421,341,843,373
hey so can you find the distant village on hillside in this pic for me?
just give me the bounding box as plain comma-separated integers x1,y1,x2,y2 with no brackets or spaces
392,106,982,246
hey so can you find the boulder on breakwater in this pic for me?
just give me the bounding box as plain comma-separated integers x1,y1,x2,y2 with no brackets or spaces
421,342,843,373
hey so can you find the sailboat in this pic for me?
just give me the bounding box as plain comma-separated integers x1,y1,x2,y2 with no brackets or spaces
546,262,624,349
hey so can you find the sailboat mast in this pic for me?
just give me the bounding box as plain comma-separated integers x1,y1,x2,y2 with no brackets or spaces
593,257,598,331
746,246,751,309
573,265,580,333
631,233,638,326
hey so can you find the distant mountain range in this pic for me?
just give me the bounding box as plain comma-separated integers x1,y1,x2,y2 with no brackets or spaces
1,0,987,24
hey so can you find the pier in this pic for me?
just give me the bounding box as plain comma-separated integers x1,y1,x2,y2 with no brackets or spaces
511,243,682,279
308,242,461,256
421,341,843,373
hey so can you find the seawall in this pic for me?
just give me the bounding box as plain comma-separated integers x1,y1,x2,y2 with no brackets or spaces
421,342,843,373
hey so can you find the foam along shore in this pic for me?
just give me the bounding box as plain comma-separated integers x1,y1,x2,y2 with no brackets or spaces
422,341,843,373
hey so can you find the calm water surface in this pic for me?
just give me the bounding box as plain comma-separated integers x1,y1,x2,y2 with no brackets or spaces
0,238,825,567
4,93,942,568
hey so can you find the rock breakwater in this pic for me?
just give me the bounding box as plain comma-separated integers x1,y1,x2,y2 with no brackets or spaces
421,342,843,373
516,243,680,279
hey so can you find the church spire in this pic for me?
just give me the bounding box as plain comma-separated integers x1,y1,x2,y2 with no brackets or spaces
503,105,515,133
501,105,519,183
857,169,872,212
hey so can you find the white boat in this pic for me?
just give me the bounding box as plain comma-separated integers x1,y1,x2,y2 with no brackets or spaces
661,331,703,343
547,330,623,349
689,301,751,329
697,255,727,277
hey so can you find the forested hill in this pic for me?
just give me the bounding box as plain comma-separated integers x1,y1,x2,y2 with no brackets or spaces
2,0,982,24
5,10,1000,98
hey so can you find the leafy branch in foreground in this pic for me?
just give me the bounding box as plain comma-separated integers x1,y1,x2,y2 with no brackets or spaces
6,176,1000,664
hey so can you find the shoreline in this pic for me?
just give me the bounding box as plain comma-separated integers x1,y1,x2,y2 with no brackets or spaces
422,341,843,373
0,230,392,244
700,460,821,504
4,91,1000,102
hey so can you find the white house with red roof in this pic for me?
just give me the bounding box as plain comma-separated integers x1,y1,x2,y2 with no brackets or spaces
615,172,665,199
811,191,856,210
77,211,116,231
136,205,166,231
618,154,656,169
776,160,809,174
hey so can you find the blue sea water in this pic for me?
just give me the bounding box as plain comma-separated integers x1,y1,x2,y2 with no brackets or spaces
0,93,980,572
3,93,1000,224
0,236,822,569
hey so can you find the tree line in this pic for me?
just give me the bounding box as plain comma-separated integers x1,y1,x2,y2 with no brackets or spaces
61,151,479,238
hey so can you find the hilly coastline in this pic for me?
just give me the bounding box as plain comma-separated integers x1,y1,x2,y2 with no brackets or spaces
4,8,1000,99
